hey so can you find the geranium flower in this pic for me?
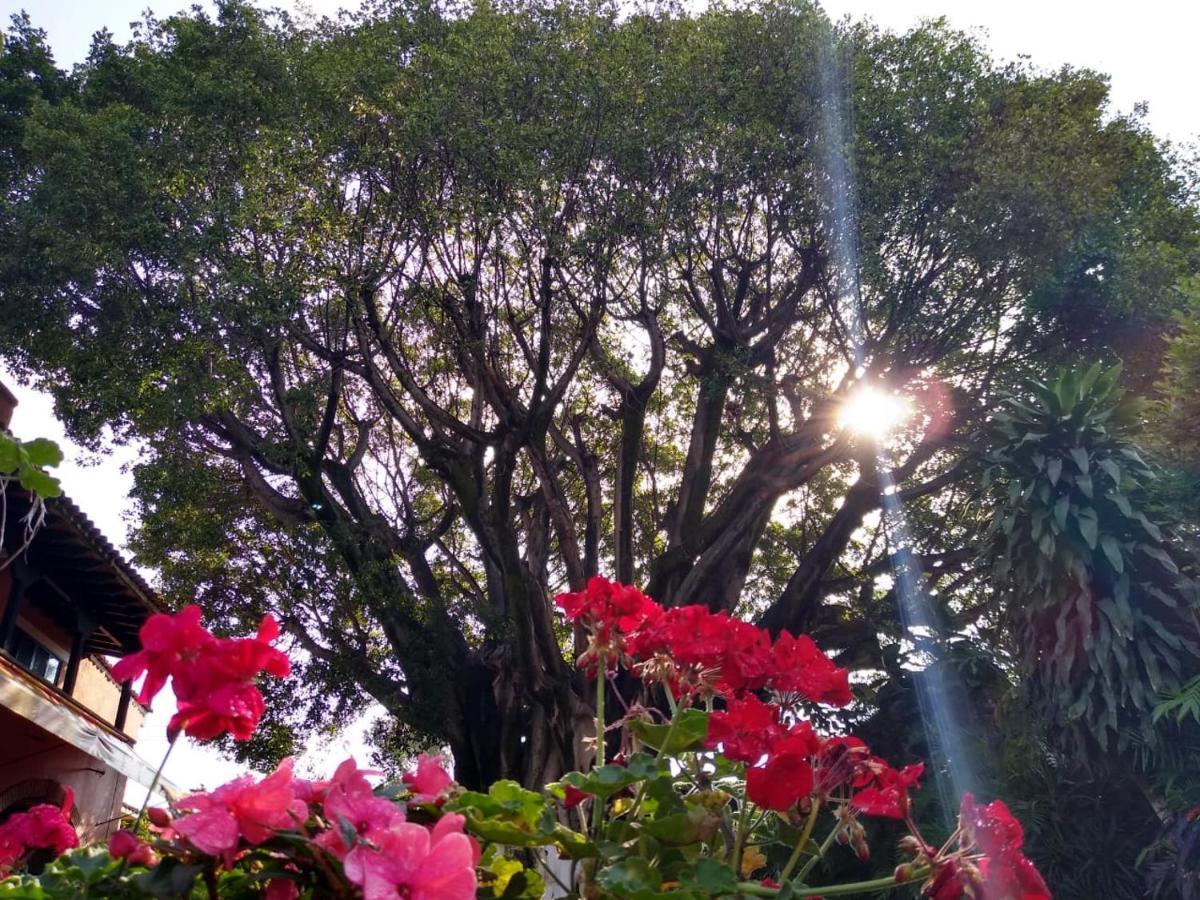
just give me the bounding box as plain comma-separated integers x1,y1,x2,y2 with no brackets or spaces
561,784,591,810
706,695,783,763
343,815,477,900
175,757,307,867
167,615,291,742
111,605,214,705
404,754,455,805
556,577,663,674
768,631,853,707
912,794,1051,900
851,761,924,820
0,788,78,874
715,620,776,695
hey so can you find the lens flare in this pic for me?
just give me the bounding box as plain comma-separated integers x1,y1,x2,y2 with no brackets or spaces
837,385,911,439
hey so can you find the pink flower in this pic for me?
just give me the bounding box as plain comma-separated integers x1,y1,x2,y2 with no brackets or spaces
343,815,477,900
175,758,307,867
265,877,300,900
108,829,157,868
0,788,78,874
111,605,214,705
403,754,455,805
316,758,404,860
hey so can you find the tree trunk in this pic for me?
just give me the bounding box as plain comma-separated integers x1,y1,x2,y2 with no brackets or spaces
448,649,590,791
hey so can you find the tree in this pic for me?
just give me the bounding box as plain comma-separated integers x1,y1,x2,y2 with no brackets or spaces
0,0,1197,790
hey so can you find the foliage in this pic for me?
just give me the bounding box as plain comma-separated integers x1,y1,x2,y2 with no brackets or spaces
1,0,1197,787
983,363,1200,760
0,430,63,569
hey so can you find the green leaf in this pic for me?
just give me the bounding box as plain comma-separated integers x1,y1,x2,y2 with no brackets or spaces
1076,510,1098,549
0,435,20,472
678,858,739,895
639,808,719,846
1046,457,1063,485
20,438,63,468
628,709,709,754
562,752,660,800
17,466,62,499
1140,545,1179,574
1099,535,1123,574
1052,495,1069,529
596,858,663,897
1070,446,1089,473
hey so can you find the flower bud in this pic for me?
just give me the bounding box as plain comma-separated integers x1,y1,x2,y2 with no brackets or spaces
147,807,172,828
897,835,923,856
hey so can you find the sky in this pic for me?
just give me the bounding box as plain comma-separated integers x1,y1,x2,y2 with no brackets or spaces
1,0,1197,795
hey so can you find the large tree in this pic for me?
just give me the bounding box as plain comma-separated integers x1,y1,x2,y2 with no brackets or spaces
1,0,1197,789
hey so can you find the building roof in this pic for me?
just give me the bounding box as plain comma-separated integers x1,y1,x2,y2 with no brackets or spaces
3,483,161,655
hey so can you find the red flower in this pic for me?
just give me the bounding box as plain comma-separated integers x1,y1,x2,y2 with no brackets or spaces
343,814,477,900
978,852,1052,900
747,755,814,812
555,577,662,636
959,793,1025,857
706,695,783,763
0,788,78,874
108,830,157,868
851,762,924,820
562,785,591,810
175,757,308,867
715,620,775,695
168,615,291,742
557,577,663,675
769,631,853,707
404,754,455,805
921,795,1051,900
112,605,214,705
743,721,824,811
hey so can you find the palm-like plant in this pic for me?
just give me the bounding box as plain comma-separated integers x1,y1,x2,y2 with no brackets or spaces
984,363,1200,761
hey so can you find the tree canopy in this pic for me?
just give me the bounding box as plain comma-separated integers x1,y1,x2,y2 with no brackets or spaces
1,0,1198,816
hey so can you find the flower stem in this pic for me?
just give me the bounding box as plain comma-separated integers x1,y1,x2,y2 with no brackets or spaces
730,795,754,871
735,866,931,897
794,814,842,884
779,800,821,883
135,732,178,828
590,668,606,838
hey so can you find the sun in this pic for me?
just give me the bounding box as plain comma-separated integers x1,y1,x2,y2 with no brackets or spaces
837,385,912,439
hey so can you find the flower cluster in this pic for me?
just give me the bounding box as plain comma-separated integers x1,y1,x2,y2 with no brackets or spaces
3,580,1050,900
111,605,291,741
133,753,475,900
0,789,78,876
555,576,851,705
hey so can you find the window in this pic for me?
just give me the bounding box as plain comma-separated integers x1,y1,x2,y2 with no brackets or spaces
9,628,63,686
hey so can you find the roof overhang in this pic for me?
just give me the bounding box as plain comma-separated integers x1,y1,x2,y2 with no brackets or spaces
0,656,180,800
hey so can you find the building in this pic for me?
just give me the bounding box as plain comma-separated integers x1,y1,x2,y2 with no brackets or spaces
0,381,166,844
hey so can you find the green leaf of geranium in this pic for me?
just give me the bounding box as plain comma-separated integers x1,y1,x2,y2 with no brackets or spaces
628,709,709,754
597,858,662,897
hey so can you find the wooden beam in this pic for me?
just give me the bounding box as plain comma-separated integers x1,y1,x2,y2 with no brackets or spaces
114,679,133,732
62,629,85,696
0,559,32,652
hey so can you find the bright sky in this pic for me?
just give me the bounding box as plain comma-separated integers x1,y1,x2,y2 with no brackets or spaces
1,0,1196,795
